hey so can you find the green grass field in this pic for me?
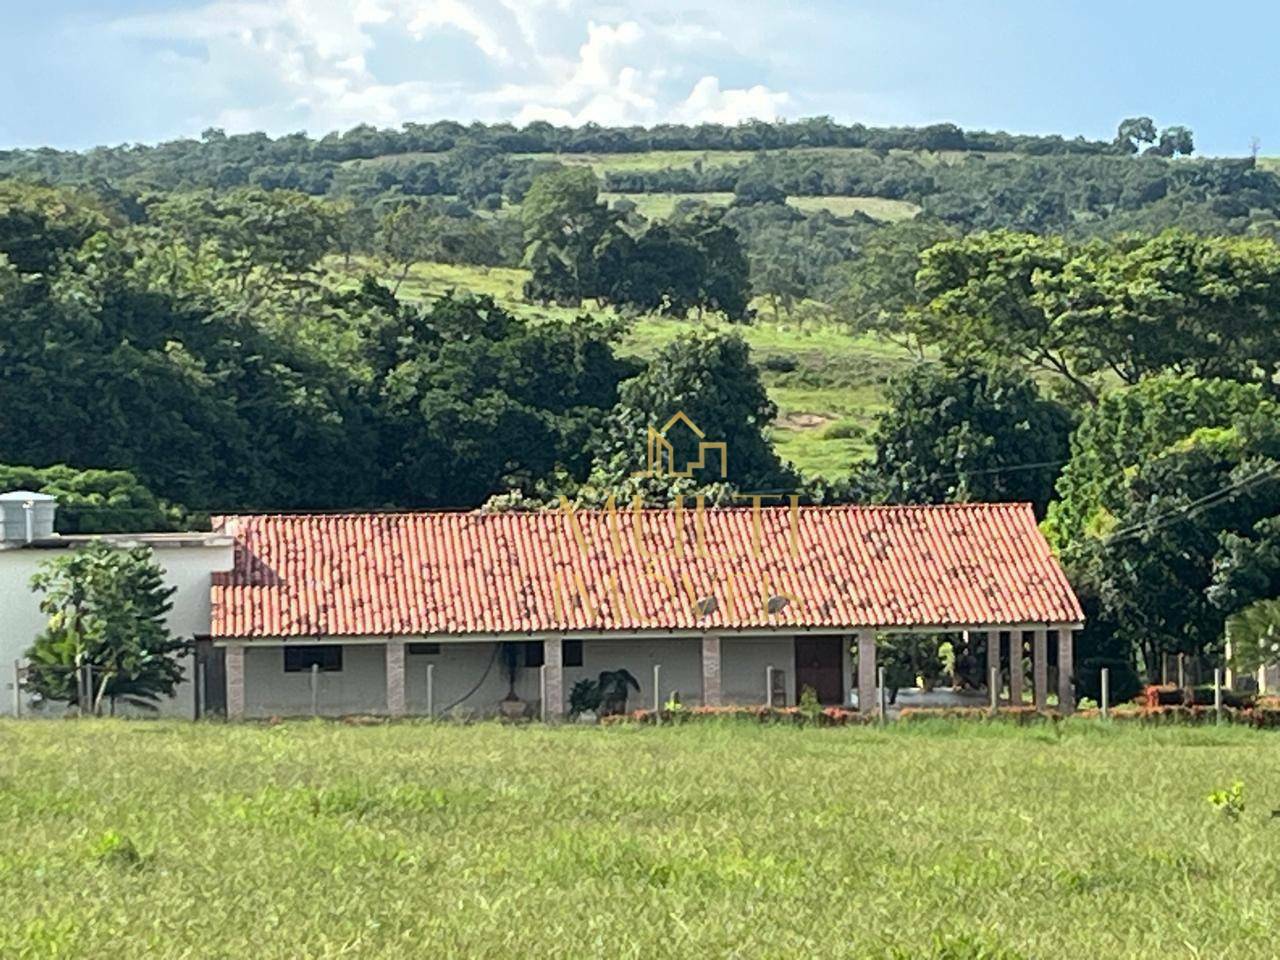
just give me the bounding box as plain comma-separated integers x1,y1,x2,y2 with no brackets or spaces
597,190,920,223
3,719,1277,958
329,258,918,480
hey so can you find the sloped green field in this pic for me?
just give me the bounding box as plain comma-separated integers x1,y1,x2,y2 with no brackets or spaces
329,258,916,481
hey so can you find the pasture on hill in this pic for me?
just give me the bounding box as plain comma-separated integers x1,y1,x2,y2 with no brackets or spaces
2,719,1276,959
329,257,918,479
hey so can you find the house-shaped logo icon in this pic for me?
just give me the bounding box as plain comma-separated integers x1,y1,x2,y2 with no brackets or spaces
633,411,728,479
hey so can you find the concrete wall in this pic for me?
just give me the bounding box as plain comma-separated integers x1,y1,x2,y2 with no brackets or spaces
723,636,798,706
564,638,704,712
244,644,390,718
235,635,804,718
405,642,542,718
0,542,234,717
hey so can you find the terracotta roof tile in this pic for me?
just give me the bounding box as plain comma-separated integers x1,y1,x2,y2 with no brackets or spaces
210,504,1083,638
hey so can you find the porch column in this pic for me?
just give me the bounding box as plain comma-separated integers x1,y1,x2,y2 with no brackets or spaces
385,640,406,717
1032,627,1049,711
1009,631,1024,705
543,638,563,721
1057,629,1076,715
985,630,1001,704
226,644,245,720
856,630,876,716
701,633,722,707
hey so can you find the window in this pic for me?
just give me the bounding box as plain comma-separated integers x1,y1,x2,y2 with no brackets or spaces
283,645,343,673
408,643,440,655
522,641,545,668
563,640,584,668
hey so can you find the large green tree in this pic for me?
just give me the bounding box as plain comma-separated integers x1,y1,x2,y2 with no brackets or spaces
25,542,184,713
913,230,1280,402
1053,377,1280,675
589,331,796,494
854,361,1073,516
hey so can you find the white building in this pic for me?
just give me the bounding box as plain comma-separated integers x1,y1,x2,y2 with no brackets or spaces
0,491,233,717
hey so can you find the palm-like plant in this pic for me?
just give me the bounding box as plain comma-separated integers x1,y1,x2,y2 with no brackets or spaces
596,669,640,716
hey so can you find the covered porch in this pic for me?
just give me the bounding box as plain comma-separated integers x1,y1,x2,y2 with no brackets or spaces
216,624,1080,720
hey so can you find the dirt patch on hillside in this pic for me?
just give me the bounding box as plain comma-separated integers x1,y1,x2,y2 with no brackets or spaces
775,411,834,430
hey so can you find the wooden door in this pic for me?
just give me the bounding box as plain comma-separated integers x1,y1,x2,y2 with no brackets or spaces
794,637,843,705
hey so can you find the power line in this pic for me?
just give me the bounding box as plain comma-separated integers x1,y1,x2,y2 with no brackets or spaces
1105,462,1280,545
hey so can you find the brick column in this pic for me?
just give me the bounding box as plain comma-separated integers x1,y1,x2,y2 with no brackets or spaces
857,630,877,716
1057,629,1075,715
542,639,563,721
385,640,406,717
226,644,245,720
701,633,722,707
985,631,1001,704
1009,631,1024,705
1032,627,1048,711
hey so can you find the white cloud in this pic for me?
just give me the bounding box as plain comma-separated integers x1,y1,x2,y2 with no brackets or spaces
673,76,789,125
107,1,796,137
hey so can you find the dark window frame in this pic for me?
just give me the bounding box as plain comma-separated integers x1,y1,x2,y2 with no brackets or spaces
563,639,584,668
407,642,441,656
283,645,343,673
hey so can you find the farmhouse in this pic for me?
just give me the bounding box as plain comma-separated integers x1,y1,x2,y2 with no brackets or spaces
0,493,1087,718
207,503,1084,719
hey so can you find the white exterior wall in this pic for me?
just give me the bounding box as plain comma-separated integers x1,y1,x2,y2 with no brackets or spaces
0,543,233,717
237,635,805,718
244,645,390,718
564,638,704,711
722,636,797,706
405,642,542,718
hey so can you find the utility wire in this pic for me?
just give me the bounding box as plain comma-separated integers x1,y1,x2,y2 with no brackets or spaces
1104,463,1280,545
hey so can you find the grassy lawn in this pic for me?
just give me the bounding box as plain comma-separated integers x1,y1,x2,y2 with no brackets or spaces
2,719,1276,958
326,259,917,480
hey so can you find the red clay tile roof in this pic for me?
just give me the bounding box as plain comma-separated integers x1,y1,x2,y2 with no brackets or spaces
210,504,1083,638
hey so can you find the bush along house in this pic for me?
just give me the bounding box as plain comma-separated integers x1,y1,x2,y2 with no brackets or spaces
206,503,1085,720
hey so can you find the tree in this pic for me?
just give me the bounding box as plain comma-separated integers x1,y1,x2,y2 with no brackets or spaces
837,218,954,348
913,231,1280,401
589,331,796,494
1154,125,1194,157
0,180,111,275
854,361,1073,516
376,201,435,294
1045,376,1275,561
911,231,1092,399
1115,117,1158,155
1055,379,1280,677
377,294,635,506
25,541,183,713
520,167,612,304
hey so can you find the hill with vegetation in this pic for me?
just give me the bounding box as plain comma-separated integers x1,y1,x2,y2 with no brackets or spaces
3,114,1280,681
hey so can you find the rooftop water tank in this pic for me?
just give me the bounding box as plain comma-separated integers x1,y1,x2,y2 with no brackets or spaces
0,491,57,544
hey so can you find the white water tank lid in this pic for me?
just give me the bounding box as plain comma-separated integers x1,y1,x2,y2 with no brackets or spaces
0,490,56,501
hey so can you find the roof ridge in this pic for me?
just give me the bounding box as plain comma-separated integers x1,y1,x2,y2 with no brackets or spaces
220,502,1036,522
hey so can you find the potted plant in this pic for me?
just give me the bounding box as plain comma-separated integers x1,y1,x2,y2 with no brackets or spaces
596,669,640,716
498,642,526,719
568,678,601,722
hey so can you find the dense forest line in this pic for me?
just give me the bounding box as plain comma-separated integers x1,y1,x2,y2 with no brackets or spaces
0,114,1158,187
1,114,1279,685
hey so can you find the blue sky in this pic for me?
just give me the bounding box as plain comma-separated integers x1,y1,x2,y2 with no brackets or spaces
2,1,1276,155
